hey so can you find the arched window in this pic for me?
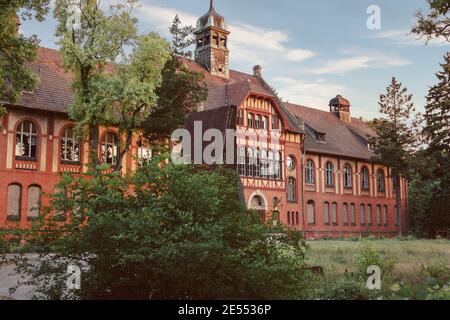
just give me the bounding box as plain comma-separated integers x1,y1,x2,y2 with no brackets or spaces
377,169,386,192
350,203,356,225
344,164,352,188
376,205,382,226
247,113,254,128
60,126,80,163
246,148,254,176
237,146,246,176
101,132,119,165
306,160,315,184
287,177,296,202
295,211,299,226
137,139,152,165
15,121,38,160
392,177,398,193
7,184,21,221
367,205,372,226
271,115,280,130
250,195,265,210
307,200,315,225
332,202,338,225
394,205,399,226
286,155,296,171
383,205,388,226
255,115,261,129
27,185,41,220
360,204,366,225
287,211,291,225
361,167,370,190
274,152,282,180
325,162,334,186
342,203,349,225
324,202,330,225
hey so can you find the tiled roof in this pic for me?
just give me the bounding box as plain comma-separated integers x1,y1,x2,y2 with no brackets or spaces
286,103,376,160
12,47,376,160
17,47,73,113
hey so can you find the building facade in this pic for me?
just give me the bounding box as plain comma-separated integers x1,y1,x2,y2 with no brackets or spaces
0,1,408,236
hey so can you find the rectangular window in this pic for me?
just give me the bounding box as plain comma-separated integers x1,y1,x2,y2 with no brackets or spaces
350,204,355,225
360,205,365,225
27,185,41,220
376,205,381,226
367,205,372,226
307,202,315,225
394,205,399,226
7,184,21,221
343,204,348,225
332,203,338,225
383,206,388,226
287,211,291,225
295,212,299,225
324,202,330,225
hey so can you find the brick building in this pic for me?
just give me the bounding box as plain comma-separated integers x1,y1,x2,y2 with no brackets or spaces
0,1,408,236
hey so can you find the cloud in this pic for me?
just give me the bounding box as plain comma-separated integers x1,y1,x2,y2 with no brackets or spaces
309,52,411,75
273,77,349,110
136,2,315,65
369,29,450,47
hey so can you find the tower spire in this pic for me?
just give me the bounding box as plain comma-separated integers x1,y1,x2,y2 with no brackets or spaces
210,0,214,11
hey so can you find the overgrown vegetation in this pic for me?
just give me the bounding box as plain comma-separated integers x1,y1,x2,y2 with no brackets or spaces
1,160,310,300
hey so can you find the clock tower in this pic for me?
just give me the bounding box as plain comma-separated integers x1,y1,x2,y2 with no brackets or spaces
194,0,230,79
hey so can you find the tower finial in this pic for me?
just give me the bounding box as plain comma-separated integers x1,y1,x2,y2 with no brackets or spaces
210,0,214,10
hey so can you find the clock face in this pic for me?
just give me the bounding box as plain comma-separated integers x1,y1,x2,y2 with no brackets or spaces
214,51,226,72
286,156,296,171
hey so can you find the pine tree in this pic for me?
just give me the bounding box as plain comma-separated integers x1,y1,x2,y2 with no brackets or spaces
371,77,419,236
423,53,450,236
142,16,207,149
169,15,195,58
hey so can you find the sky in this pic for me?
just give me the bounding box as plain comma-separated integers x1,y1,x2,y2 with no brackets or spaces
20,0,449,119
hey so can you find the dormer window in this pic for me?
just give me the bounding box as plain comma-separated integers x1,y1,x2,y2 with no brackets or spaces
315,132,326,143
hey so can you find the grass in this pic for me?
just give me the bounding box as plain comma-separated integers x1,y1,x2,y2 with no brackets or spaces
305,239,450,284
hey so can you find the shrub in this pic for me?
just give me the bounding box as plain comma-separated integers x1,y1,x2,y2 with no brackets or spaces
314,274,378,300
353,240,396,278
421,261,450,282
4,160,310,300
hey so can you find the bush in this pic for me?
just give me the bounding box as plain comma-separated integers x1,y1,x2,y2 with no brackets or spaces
4,160,310,300
421,261,450,282
353,240,396,278
314,274,378,300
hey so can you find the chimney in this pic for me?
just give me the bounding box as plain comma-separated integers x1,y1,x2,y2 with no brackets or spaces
329,94,351,123
253,65,263,78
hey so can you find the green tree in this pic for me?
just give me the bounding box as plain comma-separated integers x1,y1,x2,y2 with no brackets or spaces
88,33,171,171
371,77,420,236
53,0,138,174
412,0,450,43
169,14,195,58
6,161,309,300
143,16,207,150
422,53,450,236
0,0,50,117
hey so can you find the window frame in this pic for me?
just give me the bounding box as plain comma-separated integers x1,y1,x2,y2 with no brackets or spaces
60,125,81,164
15,120,39,161
325,162,334,187
305,160,315,185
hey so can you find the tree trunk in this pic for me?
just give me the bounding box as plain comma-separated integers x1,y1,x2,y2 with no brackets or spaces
114,130,133,172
